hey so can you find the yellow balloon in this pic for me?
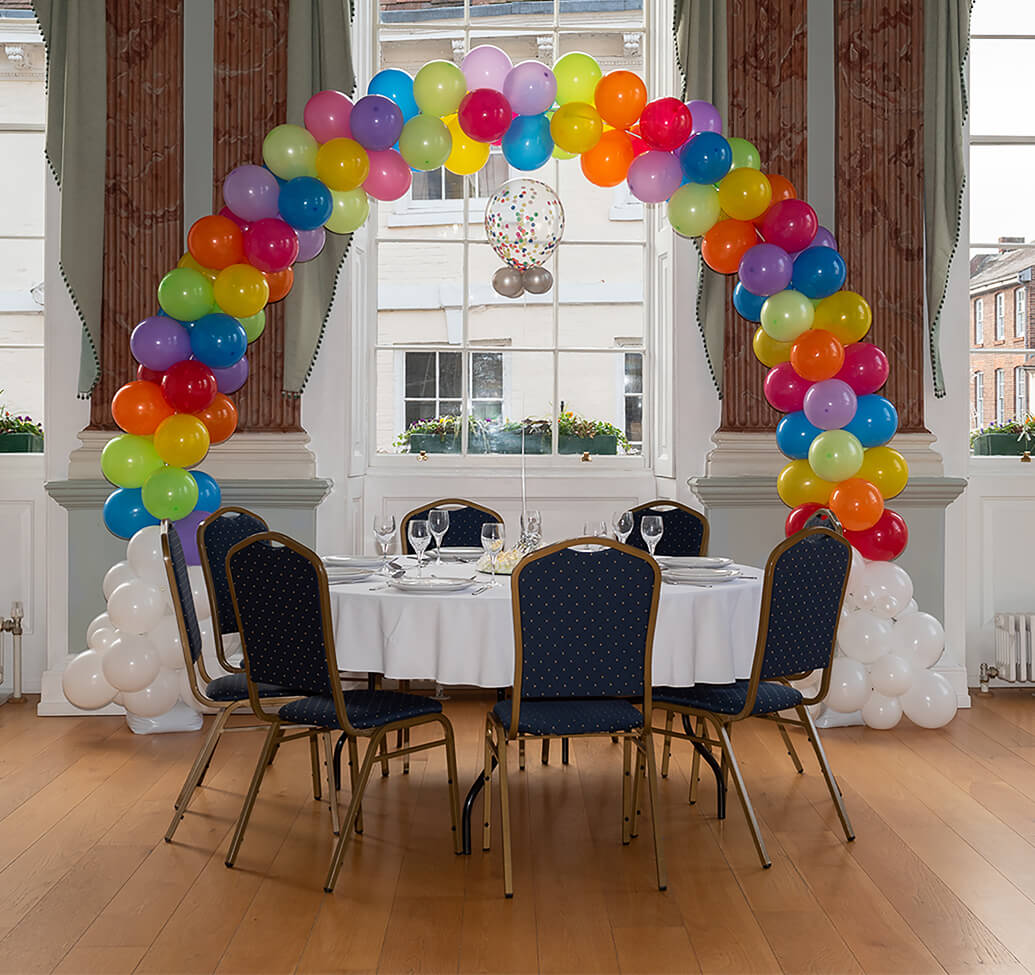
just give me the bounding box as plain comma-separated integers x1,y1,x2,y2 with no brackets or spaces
444,115,490,176
213,263,269,319
177,252,218,282
315,138,370,192
777,459,836,508
153,413,210,469
325,188,370,235
550,101,603,154
752,326,793,367
717,168,773,222
856,446,909,499
813,290,873,345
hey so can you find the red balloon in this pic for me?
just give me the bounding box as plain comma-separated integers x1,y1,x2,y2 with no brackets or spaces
638,97,693,151
457,88,512,143
785,503,823,536
845,508,908,561
764,361,812,413
161,359,218,413
759,199,818,253
137,363,165,384
242,218,299,274
836,342,889,396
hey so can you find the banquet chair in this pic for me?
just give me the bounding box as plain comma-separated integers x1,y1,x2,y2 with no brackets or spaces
627,500,709,557
399,497,503,553
224,531,462,892
482,537,665,897
652,527,854,869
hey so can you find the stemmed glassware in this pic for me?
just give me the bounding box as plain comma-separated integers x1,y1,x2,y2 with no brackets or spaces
481,522,505,588
428,508,450,565
407,519,431,577
641,515,664,559
612,510,634,544
583,520,608,538
519,509,541,552
373,514,396,576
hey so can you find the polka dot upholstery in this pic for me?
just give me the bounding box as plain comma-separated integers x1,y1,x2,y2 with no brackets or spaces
279,690,442,730
199,510,267,637
653,680,803,716
165,523,202,664
402,500,501,553
493,698,644,735
206,674,298,702
627,503,707,557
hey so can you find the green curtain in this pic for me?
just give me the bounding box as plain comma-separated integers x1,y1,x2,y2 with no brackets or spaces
924,0,970,398
283,0,355,395
674,0,726,397
32,0,107,397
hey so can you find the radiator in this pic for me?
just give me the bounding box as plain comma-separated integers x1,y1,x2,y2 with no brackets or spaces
993,613,1035,682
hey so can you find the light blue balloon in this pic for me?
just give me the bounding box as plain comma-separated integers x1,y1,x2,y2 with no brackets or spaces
843,394,898,447
191,471,222,513
733,282,766,322
103,488,159,539
790,246,847,299
501,114,553,172
368,69,419,122
776,411,822,460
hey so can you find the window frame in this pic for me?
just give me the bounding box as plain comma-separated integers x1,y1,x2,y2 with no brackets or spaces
975,297,984,344
1017,288,1027,339
1015,365,1027,420
995,367,1005,424
995,292,1006,340
974,372,984,429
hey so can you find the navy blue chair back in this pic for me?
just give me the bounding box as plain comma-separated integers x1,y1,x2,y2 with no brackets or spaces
400,498,502,553
627,501,708,557
198,507,268,637
161,522,203,664
512,540,661,700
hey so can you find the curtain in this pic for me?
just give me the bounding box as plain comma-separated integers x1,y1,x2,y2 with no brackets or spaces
674,0,726,397
32,0,107,397
923,0,970,398
283,0,355,395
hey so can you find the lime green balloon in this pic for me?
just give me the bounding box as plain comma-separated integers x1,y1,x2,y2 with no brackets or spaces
262,123,318,180
325,188,370,234
101,434,163,489
240,309,266,343
413,60,467,117
760,289,815,342
399,114,452,172
667,183,721,238
728,137,761,171
157,268,214,322
141,465,199,521
553,51,602,105
808,430,865,482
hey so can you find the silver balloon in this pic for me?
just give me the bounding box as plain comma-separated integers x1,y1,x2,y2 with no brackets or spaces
492,266,525,299
522,266,553,294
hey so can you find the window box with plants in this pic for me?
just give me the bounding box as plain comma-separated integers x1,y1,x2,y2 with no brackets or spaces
395,415,492,454
970,419,1035,456
0,396,43,453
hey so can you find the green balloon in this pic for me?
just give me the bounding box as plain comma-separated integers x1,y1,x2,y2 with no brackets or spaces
263,123,318,180
553,51,602,105
157,268,214,322
101,434,163,489
141,465,199,521
808,430,865,483
398,114,452,172
667,183,721,238
240,309,266,343
413,60,466,117
326,188,370,235
728,137,761,171
760,289,814,343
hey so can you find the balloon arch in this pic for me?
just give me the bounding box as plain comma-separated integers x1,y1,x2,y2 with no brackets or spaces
66,48,954,730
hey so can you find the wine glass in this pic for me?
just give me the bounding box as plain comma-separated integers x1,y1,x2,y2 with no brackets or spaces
481,522,505,588
520,509,541,550
641,515,664,559
407,519,431,577
373,514,396,576
612,510,634,544
429,508,450,565
583,519,608,538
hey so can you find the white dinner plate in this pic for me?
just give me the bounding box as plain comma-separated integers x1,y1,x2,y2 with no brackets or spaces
436,546,484,562
322,555,386,570
656,555,733,569
325,568,376,584
663,567,742,584
388,576,477,594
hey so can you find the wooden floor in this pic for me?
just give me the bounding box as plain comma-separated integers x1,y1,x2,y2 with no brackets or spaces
1,692,1035,974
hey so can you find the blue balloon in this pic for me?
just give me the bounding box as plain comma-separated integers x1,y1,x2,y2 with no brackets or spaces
104,488,159,539
367,68,419,122
733,282,766,322
844,394,898,447
678,132,732,184
191,471,222,513
790,246,847,299
190,313,248,370
776,411,822,460
278,177,333,231
502,115,553,171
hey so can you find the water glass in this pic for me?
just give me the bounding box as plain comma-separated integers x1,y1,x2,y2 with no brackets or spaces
641,515,664,558
408,519,431,576
373,514,396,576
429,508,450,564
481,522,505,588
583,519,608,538
612,510,634,544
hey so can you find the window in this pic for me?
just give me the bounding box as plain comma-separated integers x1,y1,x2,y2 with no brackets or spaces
975,298,984,344
995,293,1006,340
1017,288,1027,338
995,368,1005,424
974,372,984,428
623,353,643,450
1016,365,1027,419
411,153,509,203
400,350,503,431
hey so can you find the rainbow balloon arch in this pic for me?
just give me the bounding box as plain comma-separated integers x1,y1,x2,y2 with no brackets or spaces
78,47,954,731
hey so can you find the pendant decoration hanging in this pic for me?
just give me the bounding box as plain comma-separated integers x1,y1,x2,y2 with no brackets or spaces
486,178,564,298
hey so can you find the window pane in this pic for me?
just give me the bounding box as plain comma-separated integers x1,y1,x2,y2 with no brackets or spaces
625,393,643,445
405,351,437,398
970,40,1035,136
558,352,638,455
0,132,44,237
378,241,463,344
439,399,462,416
405,400,438,429
468,243,554,346
438,351,462,398
624,352,643,394
411,170,444,202
557,153,645,243
971,0,1035,35
471,351,553,454
472,351,503,398
969,147,1035,245
557,244,645,348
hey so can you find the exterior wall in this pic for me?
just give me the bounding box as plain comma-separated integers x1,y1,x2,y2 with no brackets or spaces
970,280,1034,430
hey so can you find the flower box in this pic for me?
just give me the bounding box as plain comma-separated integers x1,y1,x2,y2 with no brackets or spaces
559,434,618,455
971,432,1031,456
407,433,490,454
0,432,43,453
488,431,551,454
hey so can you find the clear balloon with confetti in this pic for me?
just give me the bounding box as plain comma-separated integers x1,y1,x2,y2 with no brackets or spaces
485,179,565,272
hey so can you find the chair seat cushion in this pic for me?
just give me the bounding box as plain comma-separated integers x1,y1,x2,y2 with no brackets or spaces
653,679,803,716
492,698,644,735
278,690,442,730
205,674,296,702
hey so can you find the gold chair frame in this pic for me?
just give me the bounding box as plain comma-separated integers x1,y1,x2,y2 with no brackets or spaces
630,499,710,556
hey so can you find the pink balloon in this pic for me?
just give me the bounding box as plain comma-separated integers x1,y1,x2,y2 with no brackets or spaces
461,45,513,92
363,149,412,202
304,89,353,143
626,151,683,204
803,378,857,430
837,342,890,395
764,362,812,413
759,200,818,253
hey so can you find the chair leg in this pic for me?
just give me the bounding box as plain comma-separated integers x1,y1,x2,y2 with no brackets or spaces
226,722,279,868
439,716,463,855
332,732,346,791
798,705,855,842
714,720,771,869
561,737,569,764
642,731,667,891
309,733,323,801
778,722,804,774
379,735,390,778
497,732,514,897
347,736,364,835
621,736,633,845
630,745,644,839
321,732,341,836
660,710,674,778
482,717,494,851
688,716,704,805
166,705,232,842
518,739,526,771
541,739,550,765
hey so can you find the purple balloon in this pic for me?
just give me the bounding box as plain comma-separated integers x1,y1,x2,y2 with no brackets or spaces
737,243,792,297
295,226,326,262
688,99,723,134
350,95,404,152
211,356,249,394
173,509,211,566
627,150,683,204
130,316,192,371
503,61,557,116
222,165,280,223
812,226,837,250
803,379,858,431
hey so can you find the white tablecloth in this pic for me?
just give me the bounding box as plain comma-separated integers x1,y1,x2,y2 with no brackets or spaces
327,558,763,688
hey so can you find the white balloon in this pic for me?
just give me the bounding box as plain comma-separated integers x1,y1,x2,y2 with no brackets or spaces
121,668,180,718
826,657,871,713
127,525,167,587
891,612,945,669
837,610,893,664
87,612,113,642
87,625,119,654
187,564,211,622
894,598,918,620
107,579,165,635
176,667,209,712
900,670,957,728
869,652,914,697
861,690,902,730
148,615,187,670
62,650,118,710
101,633,161,692
860,562,914,620
102,561,137,600
847,549,869,607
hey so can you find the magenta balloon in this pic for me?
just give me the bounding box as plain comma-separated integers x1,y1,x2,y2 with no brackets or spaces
462,45,513,92
295,226,325,262
837,343,890,395
242,217,299,273
458,88,512,143
130,316,192,371
363,149,412,202
303,89,353,143
173,509,210,566
759,200,818,253
222,165,280,223
764,362,812,413
219,205,249,232
803,378,858,430
737,243,793,297
687,99,722,134
626,150,683,204
349,95,404,152
211,356,249,394
502,61,557,116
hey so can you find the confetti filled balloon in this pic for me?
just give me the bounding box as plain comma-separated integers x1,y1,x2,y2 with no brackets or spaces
484,179,565,272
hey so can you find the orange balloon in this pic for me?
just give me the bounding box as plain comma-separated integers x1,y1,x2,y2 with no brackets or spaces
700,219,759,274
765,174,796,204
188,215,245,270
264,266,294,302
829,477,885,531
580,129,635,187
193,393,238,444
111,380,175,436
790,328,845,381
594,70,648,129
